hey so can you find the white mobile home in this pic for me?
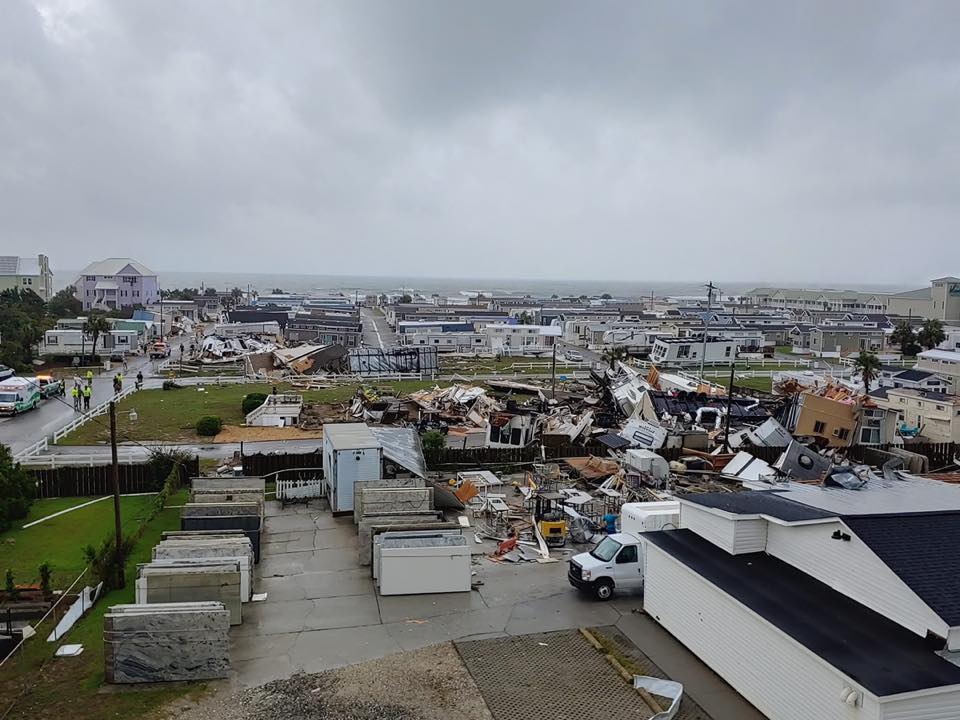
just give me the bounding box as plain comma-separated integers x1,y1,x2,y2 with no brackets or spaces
641,486,960,720
40,328,140,358
649,336,737,365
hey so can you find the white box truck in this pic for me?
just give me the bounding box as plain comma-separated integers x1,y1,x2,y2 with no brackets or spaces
568,501,679,600
322,423,382,514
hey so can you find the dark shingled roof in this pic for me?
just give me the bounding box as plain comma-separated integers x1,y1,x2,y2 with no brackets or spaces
844,512,960,626
893,368,937,382
644,530,960,697
680,490,836,522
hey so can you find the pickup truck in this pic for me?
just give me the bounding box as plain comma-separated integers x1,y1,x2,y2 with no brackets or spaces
35,375,65,398
568,501,679,600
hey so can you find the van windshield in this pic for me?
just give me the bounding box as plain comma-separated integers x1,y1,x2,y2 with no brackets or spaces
590,537,622,562
0,393,19,403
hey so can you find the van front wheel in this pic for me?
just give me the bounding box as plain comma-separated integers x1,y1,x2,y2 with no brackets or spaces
594,579,614,601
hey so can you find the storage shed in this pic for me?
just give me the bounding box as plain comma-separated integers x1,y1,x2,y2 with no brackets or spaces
323,423,383,513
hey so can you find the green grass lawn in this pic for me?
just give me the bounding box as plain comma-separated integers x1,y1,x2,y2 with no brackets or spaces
0,495,157,589
0,489,206,720
713,375,774,393
58,380,450,444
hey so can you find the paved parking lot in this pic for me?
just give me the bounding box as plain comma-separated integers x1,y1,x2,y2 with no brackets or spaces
231,500,765,720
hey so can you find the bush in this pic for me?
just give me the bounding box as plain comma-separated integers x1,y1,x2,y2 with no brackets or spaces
242,392,268,416
196,415,223,436
421,430,447,451
0,444,34,532
38,562,52,600
82,534,136,589
5,569,17,600
162,379,182,391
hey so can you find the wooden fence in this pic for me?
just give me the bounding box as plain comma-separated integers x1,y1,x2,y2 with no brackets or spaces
847,442,957,469
28,457,199,498
242,451,324,477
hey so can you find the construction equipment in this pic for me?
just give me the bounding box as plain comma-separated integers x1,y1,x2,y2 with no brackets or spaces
535,492,568,548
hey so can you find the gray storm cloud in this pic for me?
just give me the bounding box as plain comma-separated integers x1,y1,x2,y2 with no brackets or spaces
1,0,958,285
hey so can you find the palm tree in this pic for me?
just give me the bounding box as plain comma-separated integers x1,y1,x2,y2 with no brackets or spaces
852,351,881,392
917,319,946,350
82,314,111,364
890,321,917,356
603,345,627,370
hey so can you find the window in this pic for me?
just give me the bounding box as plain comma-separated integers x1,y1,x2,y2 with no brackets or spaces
813,420,827,434
677,345,690,358
47,336,58,345
836,428,850,440
616,545,638,564
86,275,95,281
724,345,732,357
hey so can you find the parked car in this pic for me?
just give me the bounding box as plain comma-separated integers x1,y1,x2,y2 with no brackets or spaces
564,350,584,362
0,365,13,381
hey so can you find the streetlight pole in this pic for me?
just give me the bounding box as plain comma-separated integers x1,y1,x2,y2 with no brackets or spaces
722,358,736,452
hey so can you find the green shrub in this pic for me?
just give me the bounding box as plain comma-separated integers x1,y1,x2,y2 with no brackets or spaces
0,444,34,532
195,415,223,436
5,569,17,600
38,562,52,600
242,392,268,416
82,534,136,589
420,430,447,451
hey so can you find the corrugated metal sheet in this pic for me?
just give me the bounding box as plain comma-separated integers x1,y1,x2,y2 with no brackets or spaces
323,423,380,450
732,518,767,554
369,426,426,478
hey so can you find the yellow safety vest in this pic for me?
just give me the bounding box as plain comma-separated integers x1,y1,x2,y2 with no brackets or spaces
71,387,79,398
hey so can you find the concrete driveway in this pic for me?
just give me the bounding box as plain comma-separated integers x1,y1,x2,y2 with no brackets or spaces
230,500,765,720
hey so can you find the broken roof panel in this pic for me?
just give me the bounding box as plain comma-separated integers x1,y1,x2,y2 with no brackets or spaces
368,426,427,478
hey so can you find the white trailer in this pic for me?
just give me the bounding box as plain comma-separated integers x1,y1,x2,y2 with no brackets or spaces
322,423,382,513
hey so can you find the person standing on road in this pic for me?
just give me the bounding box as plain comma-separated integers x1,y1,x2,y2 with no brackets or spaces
71,384,80,411
136,371,143,390
86,369,94,385
82,384,91,411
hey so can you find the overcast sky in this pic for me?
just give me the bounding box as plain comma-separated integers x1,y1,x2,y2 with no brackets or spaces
2,1,957,285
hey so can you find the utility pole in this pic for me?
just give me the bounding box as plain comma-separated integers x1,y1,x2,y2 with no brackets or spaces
109,401,124,588
551,341,557,400
699,282,718,381
722,359,735,451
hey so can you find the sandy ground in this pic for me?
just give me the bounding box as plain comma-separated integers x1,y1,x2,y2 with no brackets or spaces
213,425,324,442
166,643,492,720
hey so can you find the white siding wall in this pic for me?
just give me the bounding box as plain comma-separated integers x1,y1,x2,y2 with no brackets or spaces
644,546,881,720
732,518,768,554
679,505,737,553
766,522,948,641
880,689,960,720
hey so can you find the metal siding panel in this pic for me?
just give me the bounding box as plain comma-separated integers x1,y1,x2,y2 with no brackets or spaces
881,690,960,720
766,522,948,640
732,518,768,554
644,547,880,720
679,505,737,554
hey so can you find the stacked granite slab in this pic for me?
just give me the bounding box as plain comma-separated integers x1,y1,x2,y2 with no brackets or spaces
358,487,434,518
182,478,264,562
358,515,452,566
104,602,230,684
152,535,255,601
135,562,243,625
352,477,425,524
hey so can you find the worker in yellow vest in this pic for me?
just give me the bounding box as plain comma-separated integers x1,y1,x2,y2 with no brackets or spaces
71,384,80,411
85,369,94,385
82,384,92,411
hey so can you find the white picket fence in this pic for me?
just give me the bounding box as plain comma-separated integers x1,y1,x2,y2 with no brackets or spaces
52,385,137,444
272,468,325,504
13,437,49,462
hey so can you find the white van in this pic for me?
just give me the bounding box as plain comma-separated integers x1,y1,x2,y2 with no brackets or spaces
0,377,42,416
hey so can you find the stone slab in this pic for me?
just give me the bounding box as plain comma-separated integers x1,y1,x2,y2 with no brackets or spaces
352,477,425,524
181,502,261,518
358,487,434,518
193,477,265,493
357,518,458,566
